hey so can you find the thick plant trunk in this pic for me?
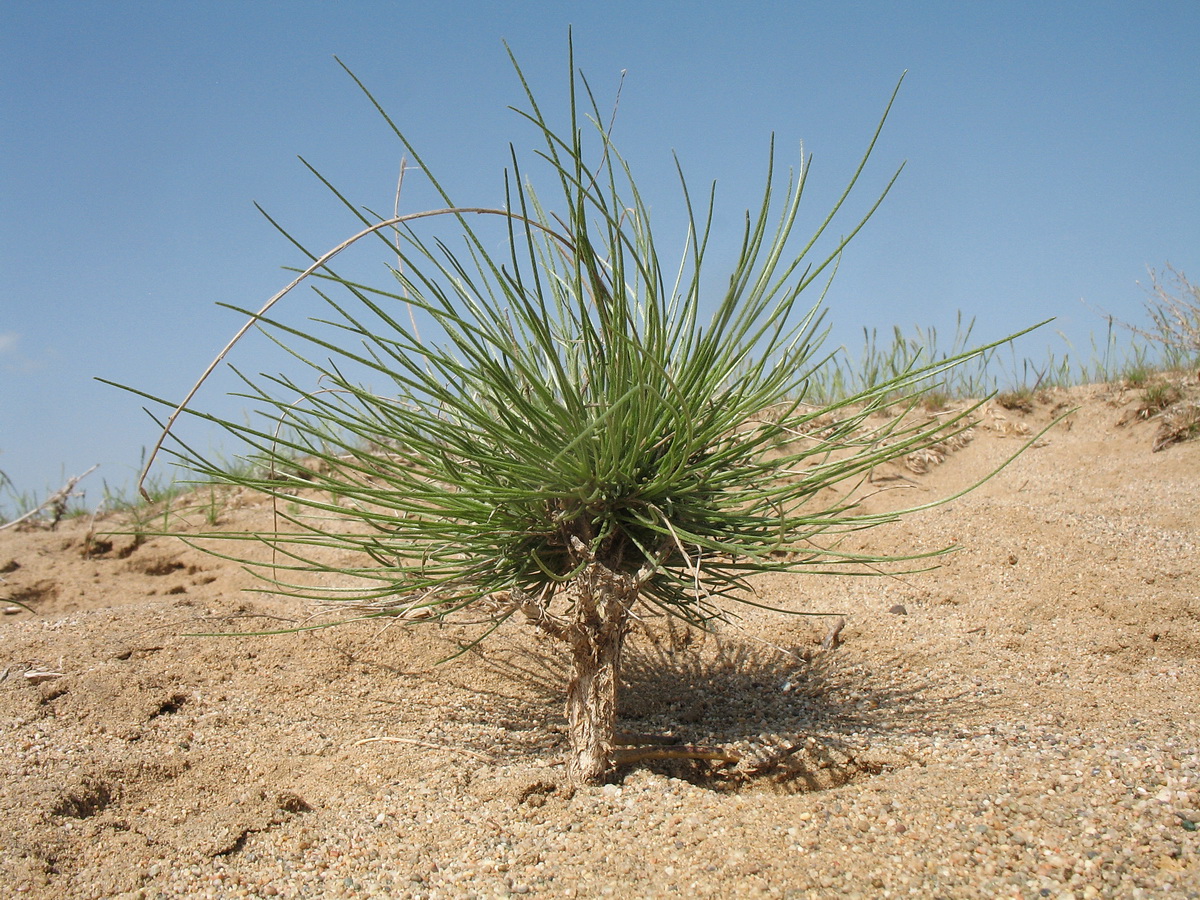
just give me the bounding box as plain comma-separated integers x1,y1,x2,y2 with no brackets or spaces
565,621,625,784
563,561,638,785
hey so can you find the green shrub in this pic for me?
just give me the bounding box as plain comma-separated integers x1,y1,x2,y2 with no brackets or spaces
111,40,1046,784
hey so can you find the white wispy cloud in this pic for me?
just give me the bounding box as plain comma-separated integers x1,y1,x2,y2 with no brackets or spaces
0,332,44,373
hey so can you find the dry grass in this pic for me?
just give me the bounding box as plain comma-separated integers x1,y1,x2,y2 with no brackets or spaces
1154,398,1200,452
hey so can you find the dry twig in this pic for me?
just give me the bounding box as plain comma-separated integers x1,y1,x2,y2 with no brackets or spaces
0,465,98,532
352,735,498,763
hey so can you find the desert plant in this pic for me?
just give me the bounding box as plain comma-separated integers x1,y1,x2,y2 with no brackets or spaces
995,387,1036,413
1142,264,1200,361
808,313,995,404
1153,400,1200,451
0,466,16,524
1094,264,1200,370
1122,365,1150,389
1128,380,1184,424
111,41,1048,784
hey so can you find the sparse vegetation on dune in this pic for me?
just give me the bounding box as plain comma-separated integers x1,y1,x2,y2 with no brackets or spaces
2,9,1199,889
101,41,1062,786
2,377,1197,898
4,330,1195,530
6,41,1198,793
1112,264,1200,365
5,264,1195,531
3,30,1198,900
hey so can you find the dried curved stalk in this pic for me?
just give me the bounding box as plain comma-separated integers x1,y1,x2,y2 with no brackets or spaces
137,208,573,499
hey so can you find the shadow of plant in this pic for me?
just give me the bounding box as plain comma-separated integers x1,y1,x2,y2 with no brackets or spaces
184,605,977,795
451,618,970,794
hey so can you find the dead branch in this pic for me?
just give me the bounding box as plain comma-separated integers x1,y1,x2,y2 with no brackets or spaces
352,735,498,763
0,465,99,532
612,745,742,766
820,616,846,650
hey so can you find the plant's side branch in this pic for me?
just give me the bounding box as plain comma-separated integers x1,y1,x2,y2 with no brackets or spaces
612,745,742,766
634,538,678,587
352,735,498,763
0,465,99,532
820,615,846,650
508,587,572,642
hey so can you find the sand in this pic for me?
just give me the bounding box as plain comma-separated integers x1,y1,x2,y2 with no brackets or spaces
1,381,1197,899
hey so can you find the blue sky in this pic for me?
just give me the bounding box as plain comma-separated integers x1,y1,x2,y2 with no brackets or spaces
2,1,1197,510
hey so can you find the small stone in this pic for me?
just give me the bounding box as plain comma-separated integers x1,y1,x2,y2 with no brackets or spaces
276,791,311,813
24,671,64,684
888,604,908,616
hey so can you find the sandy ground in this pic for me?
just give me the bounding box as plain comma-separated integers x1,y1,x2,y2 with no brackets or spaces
1,381,1198,899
